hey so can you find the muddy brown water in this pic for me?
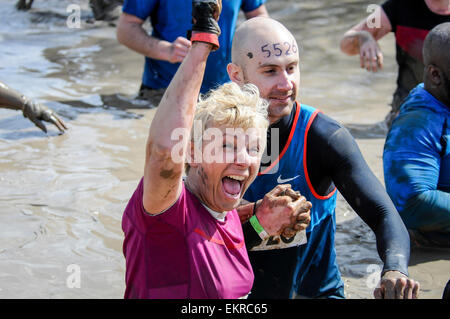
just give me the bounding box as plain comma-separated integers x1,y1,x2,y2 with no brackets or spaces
0,0,448,298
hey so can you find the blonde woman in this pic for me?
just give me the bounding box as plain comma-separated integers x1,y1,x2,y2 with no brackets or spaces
121,1,310,299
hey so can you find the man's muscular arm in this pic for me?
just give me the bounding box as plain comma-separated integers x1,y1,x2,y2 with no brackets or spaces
116,12,191,64
307,113,419,298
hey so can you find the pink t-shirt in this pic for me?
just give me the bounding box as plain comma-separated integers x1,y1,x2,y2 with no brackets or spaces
122,179,254,299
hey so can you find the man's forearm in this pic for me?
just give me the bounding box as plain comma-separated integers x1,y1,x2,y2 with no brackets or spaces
340,30,373,55
341,175,411,276
116,16,172,61
403,190,450,231
374,213,410,276
340,6,391,56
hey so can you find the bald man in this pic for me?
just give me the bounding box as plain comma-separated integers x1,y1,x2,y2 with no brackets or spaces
230,17,419,299
383,22,450,248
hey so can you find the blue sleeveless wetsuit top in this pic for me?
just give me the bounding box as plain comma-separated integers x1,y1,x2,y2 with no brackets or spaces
244,104,345,298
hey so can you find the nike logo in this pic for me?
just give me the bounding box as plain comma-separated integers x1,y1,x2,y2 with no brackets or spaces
277,175,300,184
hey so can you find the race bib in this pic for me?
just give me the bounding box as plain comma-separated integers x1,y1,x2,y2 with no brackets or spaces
250,229,307,251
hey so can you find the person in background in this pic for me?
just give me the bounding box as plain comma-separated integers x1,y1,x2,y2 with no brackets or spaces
228,17,420,299
116,0,268,104
16,0,33,10
0,81,67,134
383,22,450,248
89,0,123,21
17,0,124,21
340,0,450,128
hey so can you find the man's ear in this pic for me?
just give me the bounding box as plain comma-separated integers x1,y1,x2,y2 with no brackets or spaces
427,64,442,87
227,63,245,85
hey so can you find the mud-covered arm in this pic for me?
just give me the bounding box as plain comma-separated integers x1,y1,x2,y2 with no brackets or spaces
0,81,27,111
0,81,67,133
142,0,221,214
142,44,212,214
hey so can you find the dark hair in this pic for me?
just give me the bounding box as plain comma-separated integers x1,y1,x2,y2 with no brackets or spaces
423,22,450,66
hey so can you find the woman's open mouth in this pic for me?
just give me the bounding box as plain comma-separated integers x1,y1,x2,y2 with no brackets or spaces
222,175,245,199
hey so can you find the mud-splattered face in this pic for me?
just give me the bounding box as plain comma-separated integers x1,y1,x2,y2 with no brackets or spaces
187,125,266,212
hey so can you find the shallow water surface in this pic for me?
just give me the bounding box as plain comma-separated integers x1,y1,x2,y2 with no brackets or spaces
0,0,448,299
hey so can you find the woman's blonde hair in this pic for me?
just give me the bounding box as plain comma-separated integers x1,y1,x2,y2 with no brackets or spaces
194,82,269,135
186,82,269,172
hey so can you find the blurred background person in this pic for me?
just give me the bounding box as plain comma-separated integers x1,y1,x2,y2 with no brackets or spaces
383,22,450,249
340,0,450,128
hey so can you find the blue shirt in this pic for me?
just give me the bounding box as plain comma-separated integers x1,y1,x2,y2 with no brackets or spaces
122,0,266,94
383,84,450,232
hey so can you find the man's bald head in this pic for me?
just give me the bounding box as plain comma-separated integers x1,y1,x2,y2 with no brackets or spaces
423,22,450,68
423,22,450,106
228,17,301,123
232,17,298,67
